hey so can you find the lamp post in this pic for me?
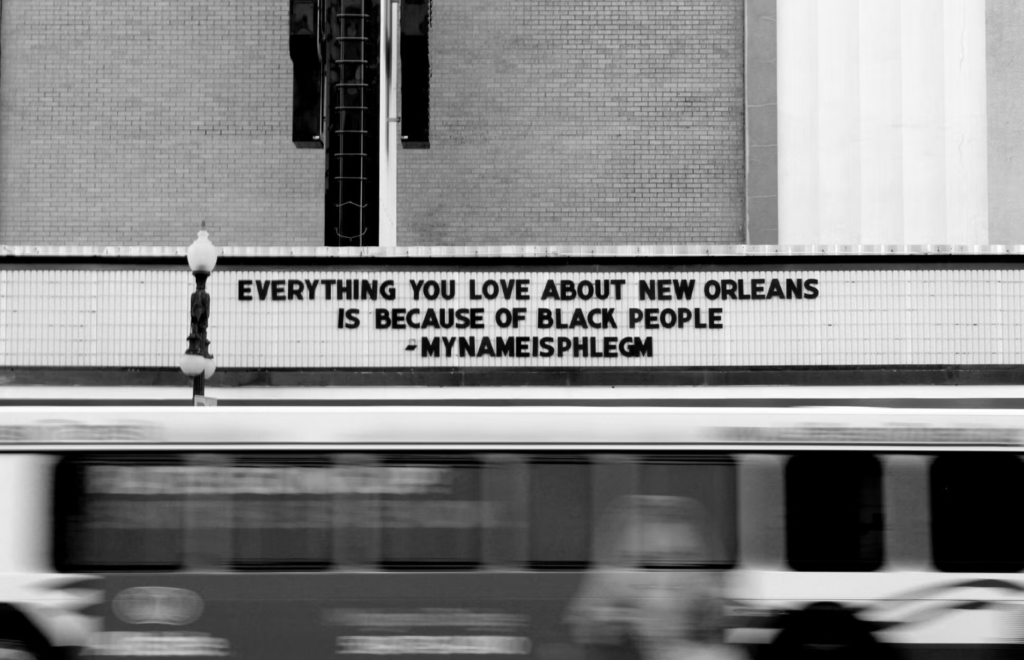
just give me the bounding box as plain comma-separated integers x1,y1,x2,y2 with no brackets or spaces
180,229,218,406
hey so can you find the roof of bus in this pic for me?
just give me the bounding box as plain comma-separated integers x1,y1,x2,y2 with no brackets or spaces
0,404,1021,451
2,385,1024,406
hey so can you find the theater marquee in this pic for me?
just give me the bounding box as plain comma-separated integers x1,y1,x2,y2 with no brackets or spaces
233,273,819,363
0,259,1021,369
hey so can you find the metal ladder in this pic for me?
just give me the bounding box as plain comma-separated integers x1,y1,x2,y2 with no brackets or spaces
331,0,370,245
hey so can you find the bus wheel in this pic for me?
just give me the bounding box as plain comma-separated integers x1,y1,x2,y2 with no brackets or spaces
766,602,890,660
0,640,37,660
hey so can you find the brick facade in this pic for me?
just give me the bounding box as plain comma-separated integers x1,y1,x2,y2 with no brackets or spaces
0,0,324,247
0,1,746,248
397,0,746,246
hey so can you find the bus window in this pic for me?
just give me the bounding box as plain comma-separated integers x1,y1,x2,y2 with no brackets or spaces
230,455,333,571
528,455,591,569
54,455,186,571
638,455,737,568
333,454,381,567
379,455,483,569
931,454,1024,572
785,453,884,571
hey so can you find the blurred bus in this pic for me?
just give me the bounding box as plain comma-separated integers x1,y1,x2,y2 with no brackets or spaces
0,405,1023,660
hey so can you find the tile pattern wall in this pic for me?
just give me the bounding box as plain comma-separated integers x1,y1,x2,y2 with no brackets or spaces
0,267,1018,368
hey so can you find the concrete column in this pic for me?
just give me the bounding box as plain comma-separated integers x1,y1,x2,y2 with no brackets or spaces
860,0,904,244
941,0,988,245
378,0,399,247
987,1,1024,244
817,0,861,244
778,0,988,245
778,0,820,243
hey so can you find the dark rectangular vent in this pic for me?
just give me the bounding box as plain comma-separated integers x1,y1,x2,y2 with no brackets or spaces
400,0,430,148
290,0,324,148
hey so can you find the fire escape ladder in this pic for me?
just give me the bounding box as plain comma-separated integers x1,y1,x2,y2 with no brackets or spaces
332,2,369,244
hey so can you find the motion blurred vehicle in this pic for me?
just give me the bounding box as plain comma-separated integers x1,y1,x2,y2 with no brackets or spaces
0,399,1022,660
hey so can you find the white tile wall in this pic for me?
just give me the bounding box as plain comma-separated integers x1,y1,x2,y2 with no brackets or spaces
0,268,1016,368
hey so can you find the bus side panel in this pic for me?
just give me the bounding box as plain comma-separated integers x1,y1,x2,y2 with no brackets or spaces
81,574,1024,660
84,573,590,660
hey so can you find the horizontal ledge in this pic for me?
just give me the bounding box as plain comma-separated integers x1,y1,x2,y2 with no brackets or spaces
1,365,1023,391
4,244,1024,261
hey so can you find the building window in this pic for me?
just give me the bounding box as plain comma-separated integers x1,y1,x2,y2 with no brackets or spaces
400,0,430,147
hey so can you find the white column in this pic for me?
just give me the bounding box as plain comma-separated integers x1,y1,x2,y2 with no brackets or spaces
777,0,988,245
943,0,988,245
817,0,861,244
378,0,399,247
777,0,820,244
859,0,904,244
901,0,947,243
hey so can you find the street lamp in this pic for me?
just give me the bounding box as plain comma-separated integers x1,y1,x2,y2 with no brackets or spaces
180,229,218,405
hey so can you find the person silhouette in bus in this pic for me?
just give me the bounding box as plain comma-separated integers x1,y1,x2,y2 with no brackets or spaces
565,496,744,660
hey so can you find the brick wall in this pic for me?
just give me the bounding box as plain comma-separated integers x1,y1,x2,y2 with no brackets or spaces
397,0,746,246
0,0,323,247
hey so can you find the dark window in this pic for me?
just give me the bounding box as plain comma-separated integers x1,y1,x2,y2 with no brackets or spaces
635,455,737,569
379,455,481,569
54,455,186,571
230,455,333,571
289,0,324,147
786,453,884,571
931,454,1024,572
400,0,430,147
529,456,591,568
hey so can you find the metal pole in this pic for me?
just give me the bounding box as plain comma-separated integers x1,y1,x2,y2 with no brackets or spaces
185,270,212,405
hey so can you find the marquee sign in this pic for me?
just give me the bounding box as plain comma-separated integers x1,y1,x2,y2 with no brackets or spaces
0,264,1020,368
234,273,818,363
